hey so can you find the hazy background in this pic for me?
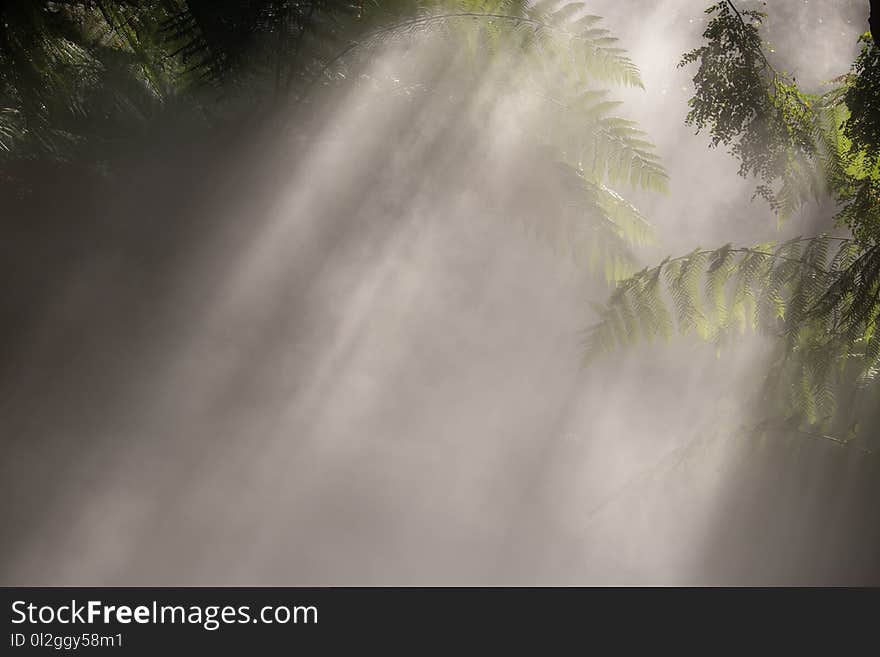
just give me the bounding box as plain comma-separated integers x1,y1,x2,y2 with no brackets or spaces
1,0,878,585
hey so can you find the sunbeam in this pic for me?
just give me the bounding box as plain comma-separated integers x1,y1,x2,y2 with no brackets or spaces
2,0,879,589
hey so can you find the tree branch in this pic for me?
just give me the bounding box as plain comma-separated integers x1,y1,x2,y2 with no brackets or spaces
870,0,880,47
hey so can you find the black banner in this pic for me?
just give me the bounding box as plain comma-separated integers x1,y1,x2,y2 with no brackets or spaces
1,587,876,653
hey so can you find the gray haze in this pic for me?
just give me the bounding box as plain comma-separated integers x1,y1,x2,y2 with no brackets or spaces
1,1,878,585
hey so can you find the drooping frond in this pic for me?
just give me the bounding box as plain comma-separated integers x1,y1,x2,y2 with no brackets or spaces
310,2,665,274
508,154,654,279
526,0,643,88
541,89,669,194
585,236,880,426
328,2,645,89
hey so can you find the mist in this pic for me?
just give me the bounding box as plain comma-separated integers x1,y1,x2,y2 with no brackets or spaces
1,0,879,586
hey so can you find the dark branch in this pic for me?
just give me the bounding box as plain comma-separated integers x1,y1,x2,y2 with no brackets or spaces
870,0,880,47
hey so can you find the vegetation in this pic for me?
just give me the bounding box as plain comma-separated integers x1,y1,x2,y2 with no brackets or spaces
587,1,880,442
3,1,878,445
1,1,666,278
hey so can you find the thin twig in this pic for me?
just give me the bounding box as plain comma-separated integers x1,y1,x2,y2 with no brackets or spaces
725,0,778,78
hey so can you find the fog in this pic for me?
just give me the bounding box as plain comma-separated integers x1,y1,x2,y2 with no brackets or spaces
1,1,878,585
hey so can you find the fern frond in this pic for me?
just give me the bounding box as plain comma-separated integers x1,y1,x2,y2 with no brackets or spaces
586,235,880,426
